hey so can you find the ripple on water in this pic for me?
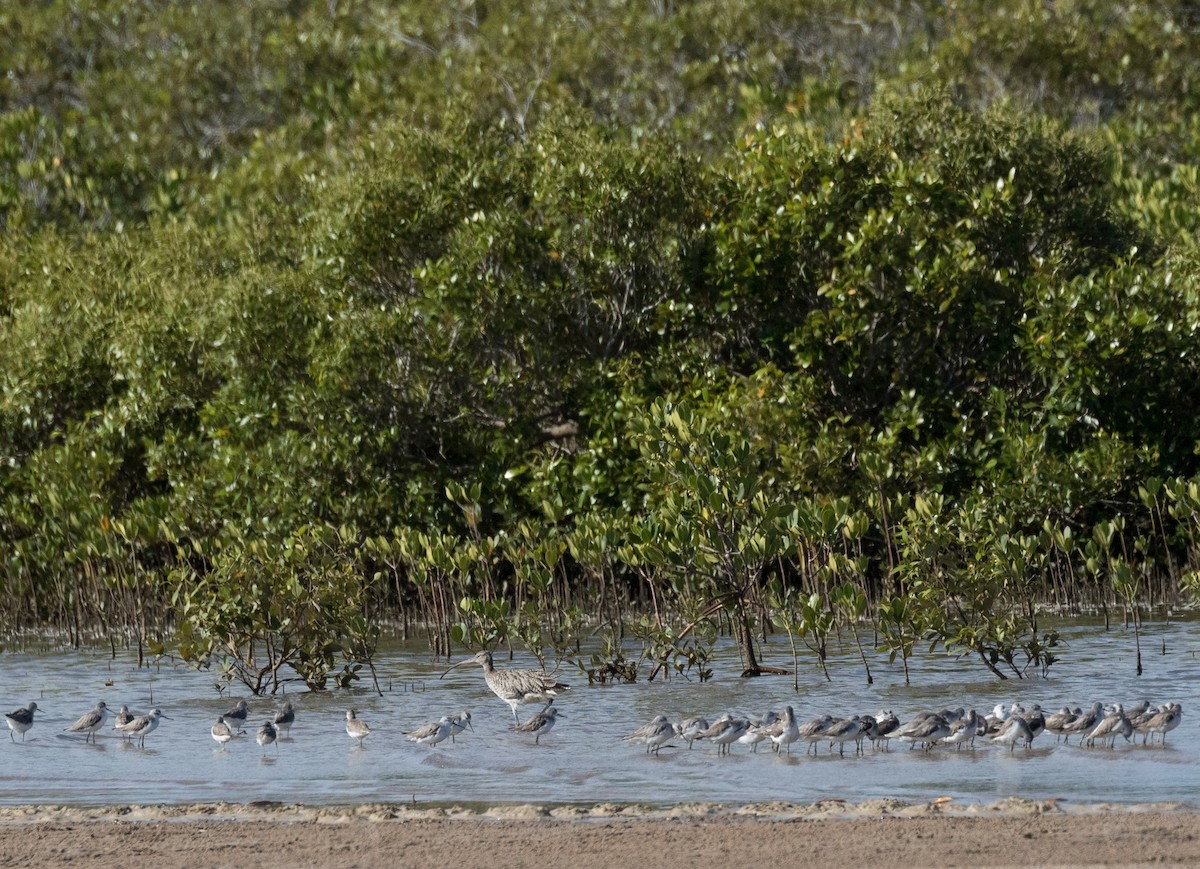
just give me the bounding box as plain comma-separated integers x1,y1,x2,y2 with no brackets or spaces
0,619,1197,807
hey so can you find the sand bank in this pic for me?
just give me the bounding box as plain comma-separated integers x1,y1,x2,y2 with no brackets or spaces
3,799,1196,868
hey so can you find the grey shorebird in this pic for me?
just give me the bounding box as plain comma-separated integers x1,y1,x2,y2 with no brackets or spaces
626,714,676,755
222,699,249,733
115,708,168,748
64,701,109,743
1085,704,1132,748
211,715,236,748
449,710,473,742
257,720,278,753
676,716,709,749
113,704,135,728
514,704,561,744
990,715,1034,751
1135,703,1182,745
345,709,370,747
5,701,40,742
441,650,569,725
406,716,455,748
764,706,801,755
274,702,295,738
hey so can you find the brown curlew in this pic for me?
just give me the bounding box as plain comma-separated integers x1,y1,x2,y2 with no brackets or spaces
441,650,569,725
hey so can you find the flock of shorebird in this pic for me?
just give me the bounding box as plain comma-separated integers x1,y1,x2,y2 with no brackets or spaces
3,648,1187,761
624,701,1185,757
2,649,572,751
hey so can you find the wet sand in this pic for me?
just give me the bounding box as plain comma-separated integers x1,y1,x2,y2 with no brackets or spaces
3,800,1198,868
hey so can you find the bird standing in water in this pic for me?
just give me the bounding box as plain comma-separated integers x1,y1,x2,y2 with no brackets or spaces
515,704,561,744
442,650,569,725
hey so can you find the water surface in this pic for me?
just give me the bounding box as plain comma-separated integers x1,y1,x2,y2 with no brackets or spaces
1,617,1196,808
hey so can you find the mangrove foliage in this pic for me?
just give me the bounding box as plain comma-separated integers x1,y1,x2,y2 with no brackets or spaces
3,0,1200,691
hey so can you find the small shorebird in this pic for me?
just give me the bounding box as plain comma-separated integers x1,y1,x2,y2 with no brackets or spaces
515,704,561,744
1044,707,1077,742
625,715,676,755
799,714,834,755
449,711,473,742
273,703,295,738
222,699,249,733
116,708,168,748
1086,704,1132,748
824,715,865,757
5,701,40,742
707,716,750,756
345,709,370,747
256,721,278,753
113,705,136,728
1135,703,1182,745
442,650,569,726
943,710,982,751
866,711,899,750
897,713,950,751
739,710,780,753
1063,702,1104,744
211,716,237,749
64,701,109,743
406,716,455,748
762,706,800,755
676,716,709,749
990,715,1034,751
1025,707,1046,740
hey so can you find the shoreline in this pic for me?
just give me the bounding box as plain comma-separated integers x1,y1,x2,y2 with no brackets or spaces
0,796,1195,824
6,800,1200,869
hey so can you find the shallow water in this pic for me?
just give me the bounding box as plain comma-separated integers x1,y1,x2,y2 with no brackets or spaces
1,617,1196,808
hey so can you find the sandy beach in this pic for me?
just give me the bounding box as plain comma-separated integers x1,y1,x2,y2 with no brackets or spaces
3,800,1197,868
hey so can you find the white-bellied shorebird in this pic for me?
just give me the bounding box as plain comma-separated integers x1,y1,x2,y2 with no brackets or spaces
449,710,473,742
676,716,709,749
274,702,295,738
990,715,1034,751
116,708,168,748
113,705,135,728
706,716,750,756
64,701,109,743
866,711,899,750
442,650,569,725
824,715,864,757
799,713,834,755
897,713,950,751
5,701,40,742
764,706,800,755
625,714,676,755
740,710,780,753
257,720,278,753
1044,707,1077,742
211,716,236,749
515,704,561,744
1062,702,1104,744
345,709,370,747
943,710,981,750
406,716,455,748
222,699,249,732
1086,704,1132,748
1134,703,1182,744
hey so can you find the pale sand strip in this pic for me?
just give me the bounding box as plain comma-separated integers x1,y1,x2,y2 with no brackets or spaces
1,800,1197,868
